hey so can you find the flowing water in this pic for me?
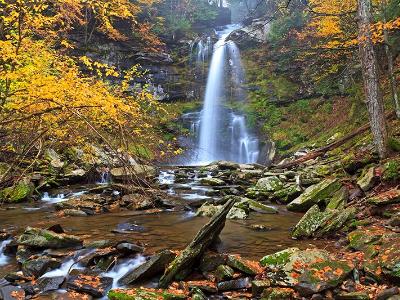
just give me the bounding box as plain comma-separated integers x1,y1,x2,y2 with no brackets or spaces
184,25,260,165
0,169,321,279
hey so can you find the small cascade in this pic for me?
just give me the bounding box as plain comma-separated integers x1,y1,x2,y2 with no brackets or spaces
99,171,110,184
0,239,11,267
102,255,146,288
41,190,86,204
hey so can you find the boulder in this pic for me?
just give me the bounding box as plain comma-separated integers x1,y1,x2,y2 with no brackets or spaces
336,292,370,300
63,209,88,217
260,248,299,268
0,180,34,203
215,265,234,282
108,288,186,300
22,256,61,277
67,275,113,298
17,226,82,249
227,207,248,219
199,252,227,273
243,199,278,214
292,205,334,239
110,165,156,181
326,187,349,210
256,176,284,192
217,161,240,170
45,149,65,169
227,254,263,275
357,167,379,192
272,185,303,204
287,179,342,212
119,250,176,285
0,285,25,300
36,276,65,293
295,260,353,296
200,177,225,186
292,205,356,239
196,202,222,217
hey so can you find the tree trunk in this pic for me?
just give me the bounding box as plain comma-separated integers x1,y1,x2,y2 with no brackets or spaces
357,0,389,159
381,0,400,119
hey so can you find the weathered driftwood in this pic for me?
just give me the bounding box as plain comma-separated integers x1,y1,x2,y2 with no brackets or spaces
275,111,396,170
159,198,237,288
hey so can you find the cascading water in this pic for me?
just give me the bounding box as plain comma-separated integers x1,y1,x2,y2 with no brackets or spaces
193,25,259,164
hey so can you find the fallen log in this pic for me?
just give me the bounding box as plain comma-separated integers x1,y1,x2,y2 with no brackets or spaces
274,111,397,170
159,197,237,288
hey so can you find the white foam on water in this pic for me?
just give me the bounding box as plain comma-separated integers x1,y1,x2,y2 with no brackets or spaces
102,255,146,289
0,239,11,266
41,259,84,278
41,191,86,204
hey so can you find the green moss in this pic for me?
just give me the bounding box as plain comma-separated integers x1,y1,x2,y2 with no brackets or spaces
260,248,299,268
108,289,186,300
383,159,400,182
1,181,34,203
389,137,400,152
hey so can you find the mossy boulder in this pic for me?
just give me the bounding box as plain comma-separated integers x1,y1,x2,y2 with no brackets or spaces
199,252,227,273
260,248,299,268
22,256,61,278
242,199,278,214
227,254,263,275
196,202,222,217
357,167,379,192
215,265,234,282
295,260,353,296
287,178,342,212
336,292,370,300
326,187,349,210
256,176,284,192
200,177,225,186
0,180,34,203
376,235,400,280
314,207,356,237
17,226,82,249
292,205,334,239
108,287,185,300
227,207,249,219
272,185,302,204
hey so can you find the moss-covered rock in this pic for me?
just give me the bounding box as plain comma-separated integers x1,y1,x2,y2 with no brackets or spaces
108,288,186,300
110,165,156,181
357,167,379,192
326,187,349,210
315,207,356,237
215,265,234,282
295,260,353,296
287,178,342,212
0,180,34,203
227,254,263,275
196,202,222,217
260,247,299,268
256,176,284,192
347,229,382,251
17,226,82,249
272,185,302,204
227,207,249,219
252,280,271,297
292,205,335,239
335,292,370,300
242,198,278,214
200,177,225,186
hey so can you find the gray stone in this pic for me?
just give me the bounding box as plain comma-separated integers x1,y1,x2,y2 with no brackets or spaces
287,178,342,212
119,250,176,285
256,176,284,192
17,227,82,249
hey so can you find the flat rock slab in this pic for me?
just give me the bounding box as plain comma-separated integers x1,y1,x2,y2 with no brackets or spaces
67,275,113,298
0,285,25,300
217,277,252,291
119,250,176,285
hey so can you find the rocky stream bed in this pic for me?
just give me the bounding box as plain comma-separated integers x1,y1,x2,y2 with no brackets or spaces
0,155,400,300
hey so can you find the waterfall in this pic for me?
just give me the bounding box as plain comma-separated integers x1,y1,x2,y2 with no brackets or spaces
193,25,259,165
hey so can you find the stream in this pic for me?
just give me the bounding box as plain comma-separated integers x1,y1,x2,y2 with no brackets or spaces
0,168,319,282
